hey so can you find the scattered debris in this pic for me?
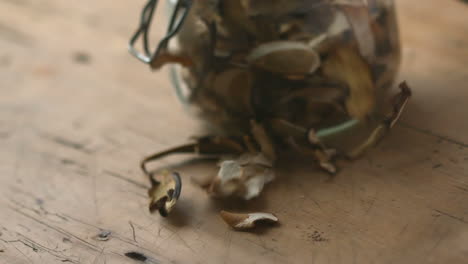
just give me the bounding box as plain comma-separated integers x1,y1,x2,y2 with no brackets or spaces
125,251,147,262
309,231,328,242
73,51,91,64
94,230,111,241
220,211,278,230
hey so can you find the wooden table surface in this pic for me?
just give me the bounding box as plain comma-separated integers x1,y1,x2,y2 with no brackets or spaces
1,0,468,263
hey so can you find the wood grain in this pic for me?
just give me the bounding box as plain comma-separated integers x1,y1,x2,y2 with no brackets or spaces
1,0,467,263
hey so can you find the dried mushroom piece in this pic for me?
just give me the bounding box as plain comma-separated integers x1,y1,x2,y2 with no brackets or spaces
209,153,275,200
212,69,254,115
286,136,338,174
247,41,321,77
148,171,182,217
348,82,412,158
220,211,278,230
337,3,376,60
149,51,193,70
323,45,376,120
250,120,276,162
140,136,246,176
140,136,247,216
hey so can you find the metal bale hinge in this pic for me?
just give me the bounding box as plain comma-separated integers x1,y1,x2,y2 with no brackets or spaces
128,0,193,66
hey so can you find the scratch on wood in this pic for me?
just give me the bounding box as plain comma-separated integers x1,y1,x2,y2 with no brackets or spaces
11,243,33,264
2,234,79,263
103,170,147,189
43,134,92,153
455,185,468,193
129,221,137,242
399,122,468,148
59,213,161,257
92,247,106,264
433,209,468,224
0,23,33,46
8,206,101,253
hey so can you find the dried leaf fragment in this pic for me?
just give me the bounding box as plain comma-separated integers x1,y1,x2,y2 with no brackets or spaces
148,171,182,217
220,211,278,230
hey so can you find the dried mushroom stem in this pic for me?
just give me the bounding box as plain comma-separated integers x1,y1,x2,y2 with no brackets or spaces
140,136,246,176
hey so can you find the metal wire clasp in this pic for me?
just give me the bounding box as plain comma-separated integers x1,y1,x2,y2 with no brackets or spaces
129,0,193,67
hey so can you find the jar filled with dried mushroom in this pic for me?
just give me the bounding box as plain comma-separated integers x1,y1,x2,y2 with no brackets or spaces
129,0,411,204
156,0,403,152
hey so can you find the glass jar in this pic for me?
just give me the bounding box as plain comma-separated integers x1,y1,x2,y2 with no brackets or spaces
130,0,401,156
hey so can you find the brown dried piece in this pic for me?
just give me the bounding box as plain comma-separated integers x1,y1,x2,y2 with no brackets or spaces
339,4,376,60
148,171,182,216
323,45,376,120
220,211,278,230
250,120,276,162
150,51,193,70
140,136,245,176
209,153,275,199
247,41,321,76
268,118,307,141
287,137,337,174
212,69,254,115
348,82,412,158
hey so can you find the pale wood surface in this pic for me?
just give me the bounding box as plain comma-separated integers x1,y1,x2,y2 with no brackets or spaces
1,0,468,263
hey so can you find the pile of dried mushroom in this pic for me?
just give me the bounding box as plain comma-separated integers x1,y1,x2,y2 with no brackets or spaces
132,0,411,229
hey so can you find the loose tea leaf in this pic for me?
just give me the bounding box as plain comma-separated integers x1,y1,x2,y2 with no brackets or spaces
220,210,278,230
148,171,182,216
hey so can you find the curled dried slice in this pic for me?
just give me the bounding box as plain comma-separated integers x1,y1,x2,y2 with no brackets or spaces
247,41,321,76
323,45,376,120
148,171,182,217
340,4,376,61
348,82,412,158
220,211,278,230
